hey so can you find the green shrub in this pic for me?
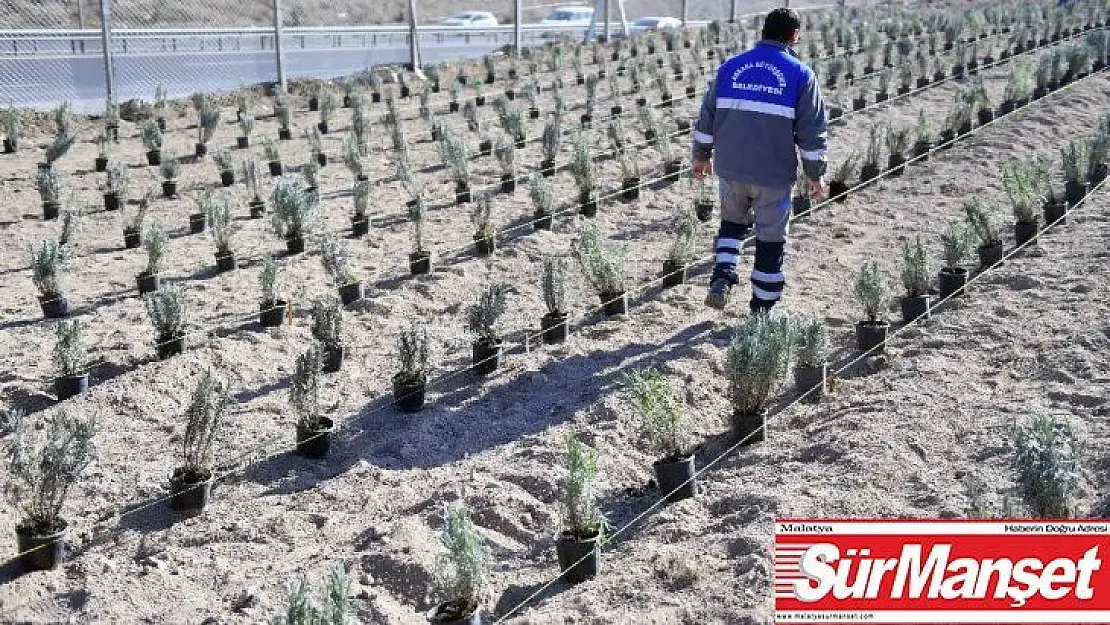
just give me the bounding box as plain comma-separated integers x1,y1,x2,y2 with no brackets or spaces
1013,415,1084,518
144,284,187,338
5,408,96,535
562,434,605,539
725,313,796,416
31,238,68,297
853,260,888,322
273,565,351,625
466,283,510,342
900,236,931,297
433,503,491,619
793,315,828,368
573,222,626,296
53,319,87,377
623,368,687,458
180,369,229,481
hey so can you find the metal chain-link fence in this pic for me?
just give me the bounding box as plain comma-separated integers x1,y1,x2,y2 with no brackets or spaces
0,0,808,113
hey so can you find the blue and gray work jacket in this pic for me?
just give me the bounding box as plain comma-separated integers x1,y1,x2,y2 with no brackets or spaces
692,39,828,190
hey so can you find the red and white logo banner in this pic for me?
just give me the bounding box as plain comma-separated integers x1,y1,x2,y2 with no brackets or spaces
774,520,1110,624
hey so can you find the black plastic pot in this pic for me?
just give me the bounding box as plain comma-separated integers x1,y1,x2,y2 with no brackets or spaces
286,235,305,254
214,251,236,273
621,177,641,202
856,320,890,354
694,200,714,221
156,333,185,360
500,174,516,194
259,299,287,327
95,156,108,172
1015,220,1039,246
663,160,682,183
977,243,1004,270
269,161,283,177
137,272,160,294
55,373,89,400
900,294,931,324
189,213,206,234
731,409,766,444
529,108,540,120
1044,199,1068,225
393,374,426,413
102,191,120,211
533,211,553,230
600,292,628,316
541,312,569,344
472,338,503,375
427,601,482,624
654,454,697,502
38,294,69,318
195,142,208,158
124,227,141,248
162,180,178,199
579,192,598,217
912,140,931,162
15,520,67,571
317,122,329,135
410,251,432,275
350,214,370,237
43,201,60,220
916,77,930,89
938,129,956,148
295,416,334,459
237,136,249,149
580,114,592,126
278,128,292,140
888,154,906,176
829,180,849,202
1090,163,1108,185
852,97,866,111
610,104,623,116
897,85,911,96
321,344,344,373
338,281,363,305
220,171,235,187
661,260,686,288
540,158,556,178
875,92,889,102
170,469,213,511
977,108,994,126
249,200,265,219
793,195,811,217
456,182,472,205
1064,181,1087,208
474,234,495,256
556,530,600,583
794,363,826,403
859,164,880,183
147,149,161,166
3,137,15,153
938,267,968,300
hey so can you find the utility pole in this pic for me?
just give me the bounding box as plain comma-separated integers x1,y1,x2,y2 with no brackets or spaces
272,0,287,93
98,0,114,107
407,0,423,71
514,0,523,54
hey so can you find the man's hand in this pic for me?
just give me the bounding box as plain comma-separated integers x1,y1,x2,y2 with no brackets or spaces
693,158,713,179
808,179,824,201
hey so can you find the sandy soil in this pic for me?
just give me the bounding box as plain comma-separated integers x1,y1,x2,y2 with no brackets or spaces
0,17,1107,625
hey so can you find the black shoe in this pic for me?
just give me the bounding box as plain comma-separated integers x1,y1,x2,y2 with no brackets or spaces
705,278,732,309
750,297,776,315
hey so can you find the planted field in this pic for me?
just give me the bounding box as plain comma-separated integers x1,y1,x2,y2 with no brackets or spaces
0,1,1108,623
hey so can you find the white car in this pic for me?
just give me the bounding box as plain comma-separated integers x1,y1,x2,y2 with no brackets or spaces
441,11,499,27
540,6,596,26
630,16,682,33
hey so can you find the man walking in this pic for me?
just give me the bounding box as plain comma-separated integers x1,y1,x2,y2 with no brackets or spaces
692,8,828,313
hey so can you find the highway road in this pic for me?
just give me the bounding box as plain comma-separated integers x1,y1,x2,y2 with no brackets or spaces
0,26,597,112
